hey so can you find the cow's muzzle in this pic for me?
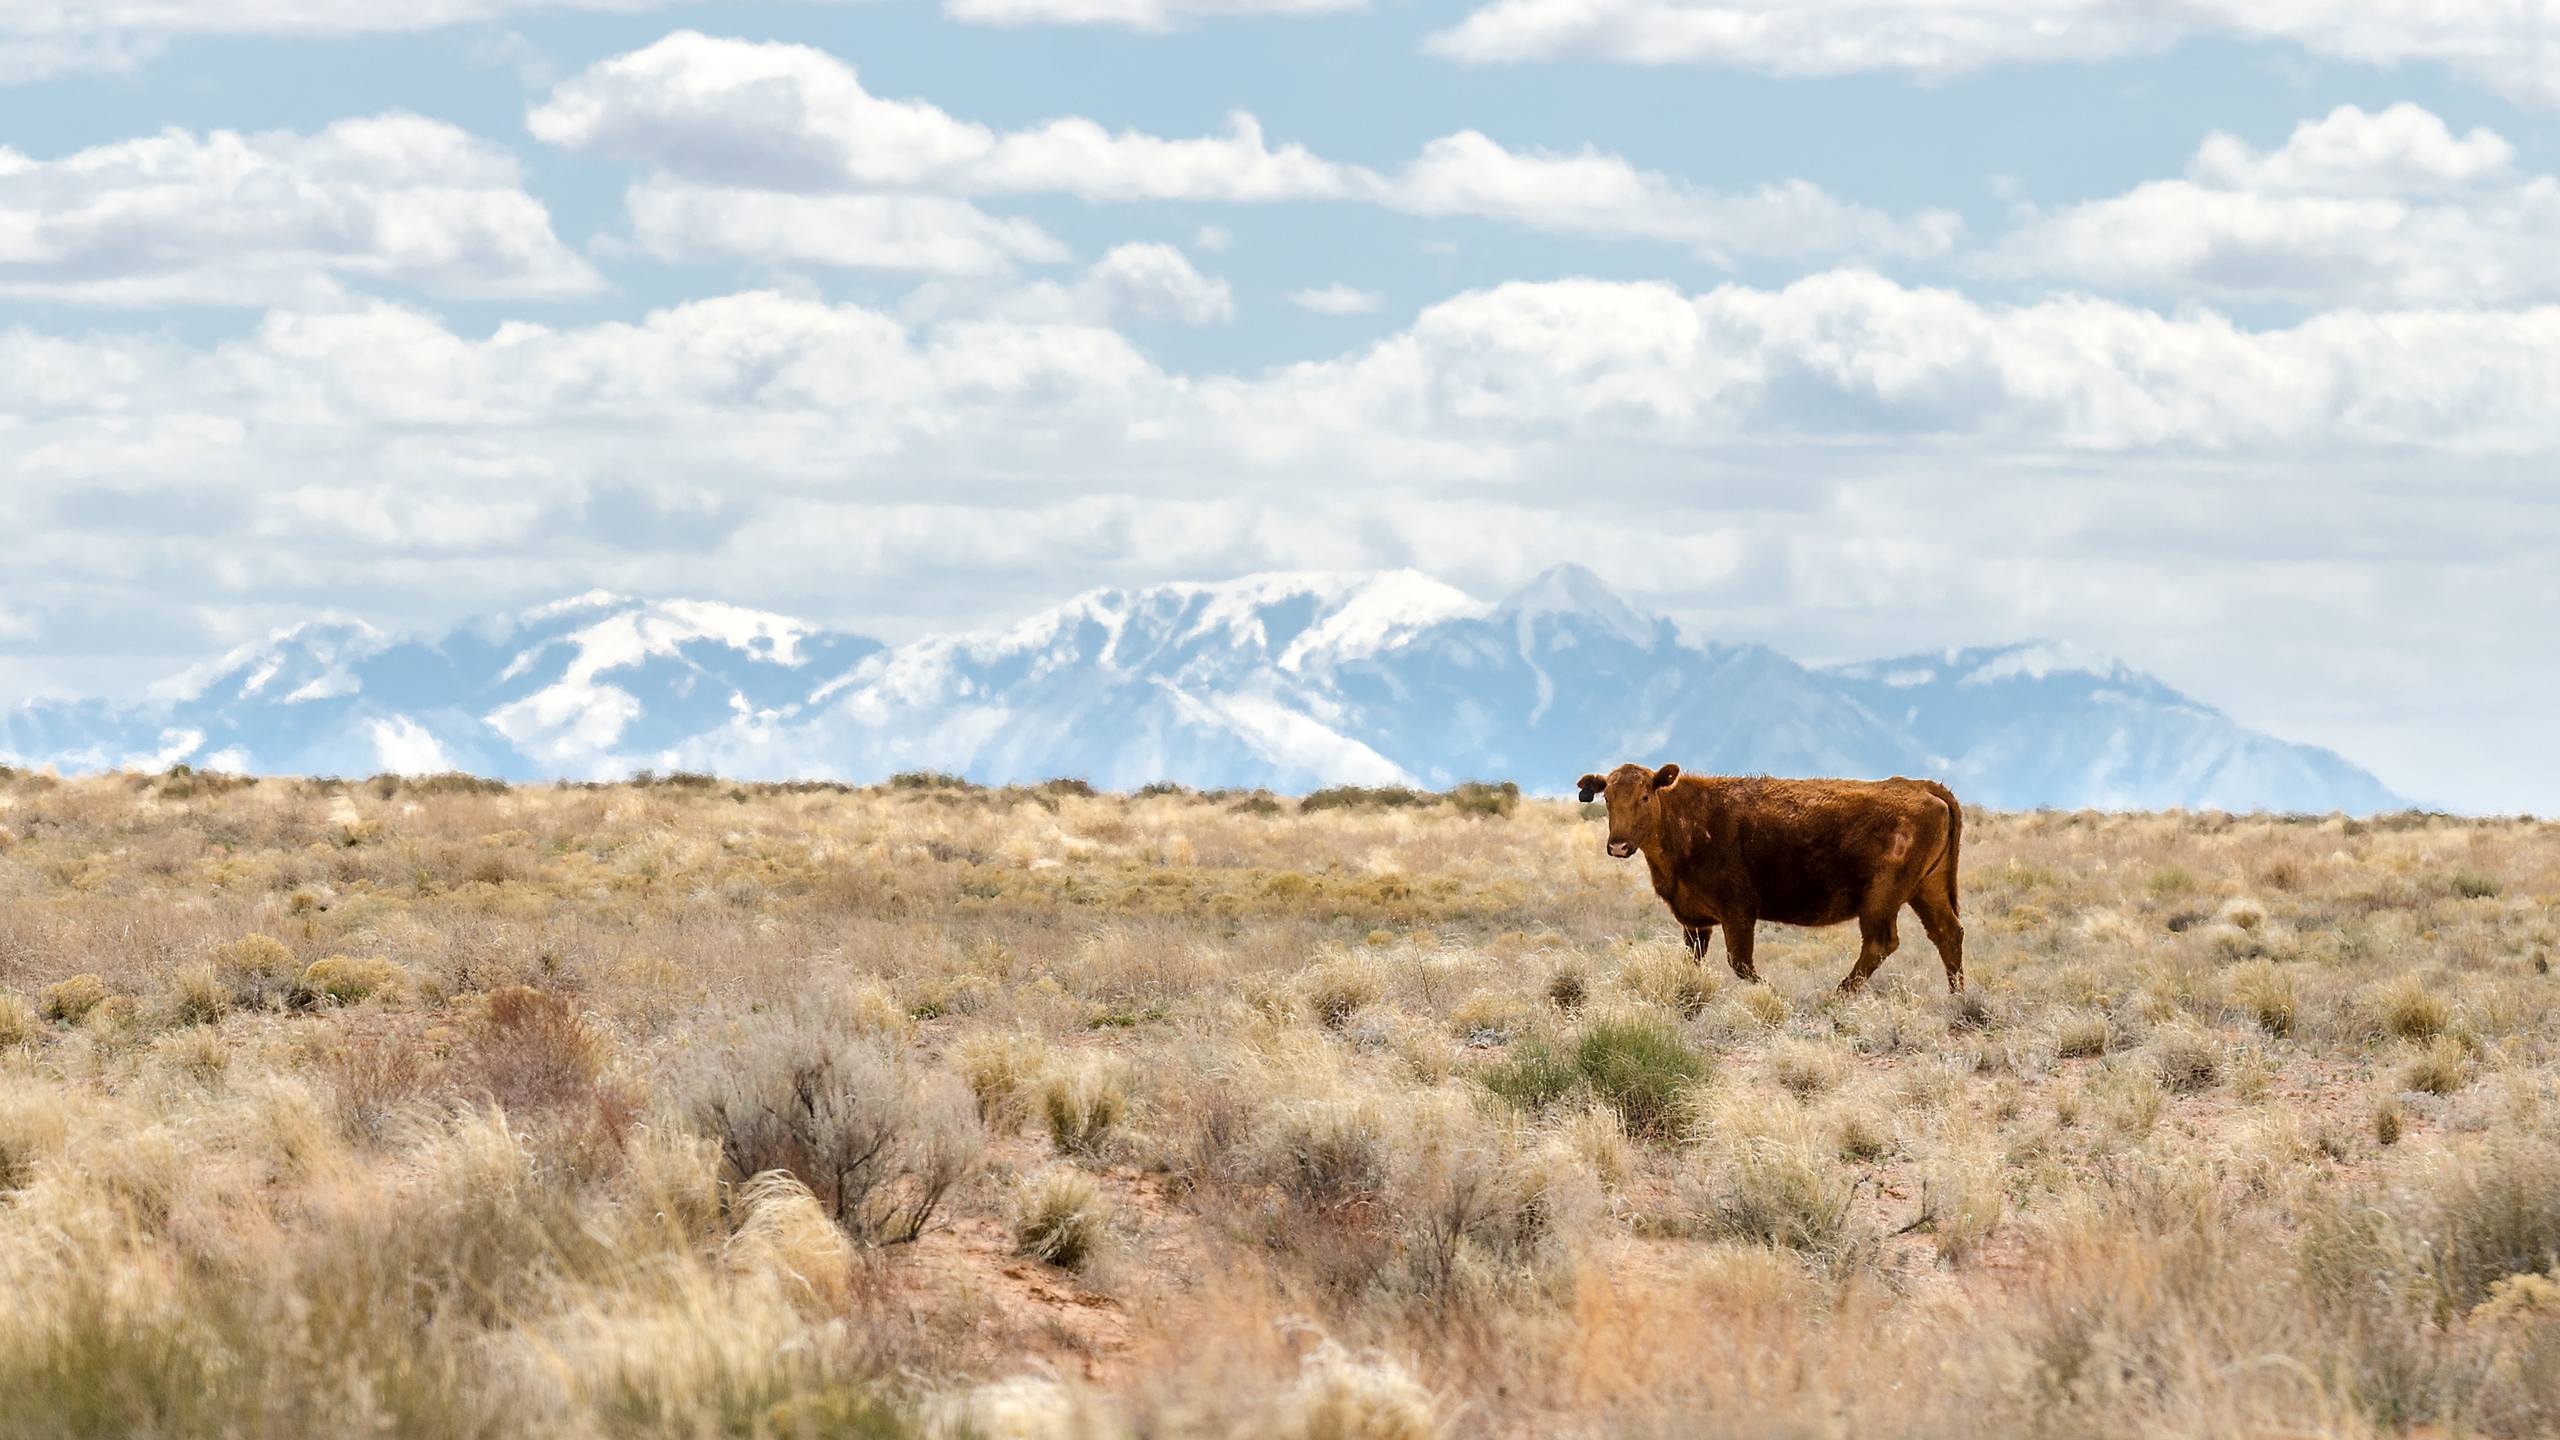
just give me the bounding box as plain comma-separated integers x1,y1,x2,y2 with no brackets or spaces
1606,840,1635,860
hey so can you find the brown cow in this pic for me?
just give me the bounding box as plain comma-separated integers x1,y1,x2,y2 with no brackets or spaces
1576,764,1965,994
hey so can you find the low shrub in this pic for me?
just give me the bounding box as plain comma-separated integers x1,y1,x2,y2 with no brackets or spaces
1574,1017,1707,1140
2399,1040,2469,1096
1013,1168,1112,1271
2371,974,2451,1042
2147,1025,2224,1094
1040,1054,1132,1156
456,986,609,1116
1482,1039,1579,1114
1687,1113,1861,1259
155,964,233,1028
1305,954,1386,1029
0,991,40,1048
293,956,411,1008
2225,960,2296,1037
684,1016,982,1245
40,975,111,1024
211,934,297,1010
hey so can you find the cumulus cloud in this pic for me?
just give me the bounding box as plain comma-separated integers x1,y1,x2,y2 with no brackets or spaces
0,0,1359,77
1224,272,2560,456
1287,284,1382,315
0,113,597,305
0,1,841,82
10,274,2560,536
943,0,1362,30
1393,130,1960,261
1995,104,2560,306
2189,103,2515,195
530,33,1954,263
527,34,1349,200
9,273,2559,807
1425,1,2560,106
624,179,1068,275
911,243,1236,323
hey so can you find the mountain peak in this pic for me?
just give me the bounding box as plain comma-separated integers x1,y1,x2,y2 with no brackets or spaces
146,618,385,706
4,569,2403,811
521,589,631,622
1497,564,1659,648
971,569,1485,675
1267,570,1485,671
1948,639,2134,687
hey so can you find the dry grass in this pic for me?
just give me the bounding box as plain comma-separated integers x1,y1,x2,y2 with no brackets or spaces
1,770,2557,1437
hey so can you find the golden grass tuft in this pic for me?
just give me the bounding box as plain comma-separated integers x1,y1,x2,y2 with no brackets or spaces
39,973,110,1024
1011,1167,1113,1271
0,991,38,1049
1264,1340,1448,1440
294,954,411,1007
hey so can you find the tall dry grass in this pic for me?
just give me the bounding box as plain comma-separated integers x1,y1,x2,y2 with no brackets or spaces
0,766,2556,1436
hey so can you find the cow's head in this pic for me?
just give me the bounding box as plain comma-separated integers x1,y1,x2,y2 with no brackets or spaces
1576,762,1682,859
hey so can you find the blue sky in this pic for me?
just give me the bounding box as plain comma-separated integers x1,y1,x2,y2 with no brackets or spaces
5,1,2560,810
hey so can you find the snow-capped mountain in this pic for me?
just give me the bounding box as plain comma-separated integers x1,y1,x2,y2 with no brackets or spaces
1824,643,2403,813
1321,574,1924,789
1,593,878,782
684,572,1486,791
1,569,2407,812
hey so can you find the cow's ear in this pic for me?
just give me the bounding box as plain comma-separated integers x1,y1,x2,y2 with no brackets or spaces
1576,774,1606,803
1651,763,1682,790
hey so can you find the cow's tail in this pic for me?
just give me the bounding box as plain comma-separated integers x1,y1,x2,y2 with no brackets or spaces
1919,779,1962,913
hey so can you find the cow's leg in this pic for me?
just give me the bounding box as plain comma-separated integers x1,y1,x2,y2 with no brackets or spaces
1722,918,1759,983
1683,919,1716,961
1912,884,1965,993
1839,901,1900,994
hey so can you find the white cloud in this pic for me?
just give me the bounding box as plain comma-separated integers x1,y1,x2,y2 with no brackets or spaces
976,113,1356,202
1391,130,1961,261
943,0,1363,30
0,113,597,305
9,275,2559,808
913,243,1236,323
2190,103,2515,195
624,178,1068,275
1427,0,2175,71
1996,104,2560,306
1288,284,1382,315
1060,243,1235,323
532,33,1953,263
1193,224,1234,253
0,1,848,83
526,31,999,191
530,35,1354,201
4,274,2558,487
0,0,1357,76
0,29,150,83
1223,272,2560,456
368,715,455,774
1425,1,2560,107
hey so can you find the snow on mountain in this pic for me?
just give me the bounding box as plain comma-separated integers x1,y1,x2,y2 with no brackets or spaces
760,572,1472,790
2,574,2408,812
1493,562,1663,652
1823,642,2401,813
1324,569,1922,789
2,595,880,782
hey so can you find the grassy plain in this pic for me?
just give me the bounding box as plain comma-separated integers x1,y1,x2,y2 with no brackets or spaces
1,766,2557,1438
